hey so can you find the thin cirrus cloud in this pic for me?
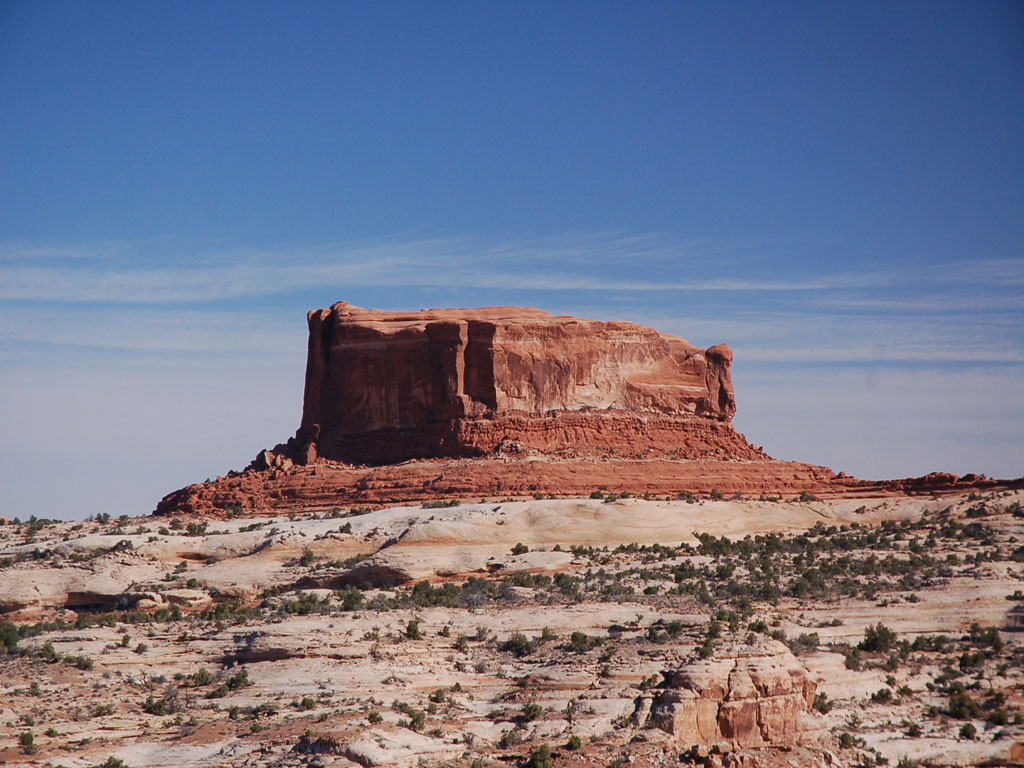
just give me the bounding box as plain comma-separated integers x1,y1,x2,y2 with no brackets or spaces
0,234,1019,305
0,233,1019,372
0,233,887,304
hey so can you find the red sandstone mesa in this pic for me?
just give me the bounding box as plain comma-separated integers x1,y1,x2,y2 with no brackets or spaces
290,302,745,464
155,302,1016,515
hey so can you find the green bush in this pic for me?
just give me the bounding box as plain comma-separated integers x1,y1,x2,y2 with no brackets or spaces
1,622,19,654
812,692,832,713
526,744,553,768
226,668,250,690
948,690,980,719
19,732,36,754
520,702,543,722
858,623,897,653
569,631,590,653
501,632,535,657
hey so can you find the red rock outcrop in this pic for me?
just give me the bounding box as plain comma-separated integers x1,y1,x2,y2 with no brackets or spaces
650,640,823,749
154,302,1021,516
288,302,744,464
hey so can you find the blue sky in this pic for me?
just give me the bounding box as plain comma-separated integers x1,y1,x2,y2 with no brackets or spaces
1,1,1022,520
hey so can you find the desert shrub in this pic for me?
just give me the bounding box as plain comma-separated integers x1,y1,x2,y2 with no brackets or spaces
959,650,985,671
959,723,977,740
948,690,981,719
226,669,250,690
787,632,820,655
520,702,543,722
422,499,459,509
337,586,364,611
38,642,58,662
19,732,36,754
511,542,529,555
403,709,425,731
501,632,534,657
566,734,582,749
498,727,524,748
406,619,421,640
859,623,897,653
871,688,892,703
968,622,1004,652
987,708,1009,726
837,732,865,750
569,631,591,653
812,692,832,713
0,622,18,654
281,591,327,616
526,744,553,768
142,694,179,715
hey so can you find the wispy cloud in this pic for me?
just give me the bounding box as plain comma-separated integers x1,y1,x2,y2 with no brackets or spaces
0,233,883,304
0,232,1020,371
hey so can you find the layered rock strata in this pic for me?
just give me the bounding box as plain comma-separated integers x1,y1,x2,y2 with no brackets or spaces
289,302,747,464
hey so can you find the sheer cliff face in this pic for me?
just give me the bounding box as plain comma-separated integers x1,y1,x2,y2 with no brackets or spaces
296,302,738,464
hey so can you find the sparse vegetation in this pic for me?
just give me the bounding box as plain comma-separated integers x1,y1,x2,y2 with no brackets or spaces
1,490,1021,766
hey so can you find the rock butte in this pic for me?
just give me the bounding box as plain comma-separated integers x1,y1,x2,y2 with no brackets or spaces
156,302,1016,516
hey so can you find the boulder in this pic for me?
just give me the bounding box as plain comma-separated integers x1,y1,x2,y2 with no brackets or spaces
650,639,821,749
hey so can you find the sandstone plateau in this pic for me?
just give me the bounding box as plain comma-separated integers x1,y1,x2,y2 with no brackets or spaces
156,302,1015,516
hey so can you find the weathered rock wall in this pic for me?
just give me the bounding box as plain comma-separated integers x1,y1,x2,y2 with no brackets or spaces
295,302,738,464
